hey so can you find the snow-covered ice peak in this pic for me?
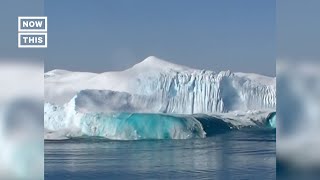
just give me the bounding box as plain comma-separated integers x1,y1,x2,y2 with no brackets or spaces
130,56,195,73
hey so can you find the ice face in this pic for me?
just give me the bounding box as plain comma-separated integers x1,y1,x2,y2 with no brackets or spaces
79,113,205,140
127,69,276,114
45,57,276,114
72,71,275,114
44,103,206,140
44,102,275,140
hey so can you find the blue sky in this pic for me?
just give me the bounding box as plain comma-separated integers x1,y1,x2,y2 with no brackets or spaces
277,0,320,61
0,0,44,59
45,0,275,76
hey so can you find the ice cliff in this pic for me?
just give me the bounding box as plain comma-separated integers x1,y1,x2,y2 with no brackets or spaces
45,56,276,114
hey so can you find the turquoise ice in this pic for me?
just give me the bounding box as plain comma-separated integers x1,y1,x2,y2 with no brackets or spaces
80,113,206,140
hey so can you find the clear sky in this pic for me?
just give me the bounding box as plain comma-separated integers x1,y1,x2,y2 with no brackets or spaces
0,0,44,60
277,0,320,62
45,0,275,76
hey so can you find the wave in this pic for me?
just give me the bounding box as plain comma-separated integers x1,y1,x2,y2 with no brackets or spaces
44,103,275,140
45,112,205,140
265,112,276,128
79,113,205,140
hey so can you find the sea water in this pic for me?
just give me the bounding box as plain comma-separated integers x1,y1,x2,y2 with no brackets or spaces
45,130,275,179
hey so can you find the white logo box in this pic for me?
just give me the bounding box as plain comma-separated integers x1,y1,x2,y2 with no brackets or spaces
18,32,47,48
18,16,47,32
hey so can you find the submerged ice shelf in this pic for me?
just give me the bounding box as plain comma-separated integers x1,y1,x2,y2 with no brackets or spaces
45,103,205,140
44,56,276,140
44,102,275,140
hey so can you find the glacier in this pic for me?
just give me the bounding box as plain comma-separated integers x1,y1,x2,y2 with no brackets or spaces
44,56,276,140
45,56,276,114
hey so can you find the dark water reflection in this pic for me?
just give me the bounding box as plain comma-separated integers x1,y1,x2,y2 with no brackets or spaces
45,131,275,180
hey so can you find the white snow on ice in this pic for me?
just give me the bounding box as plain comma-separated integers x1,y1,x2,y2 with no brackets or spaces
45,56,276,114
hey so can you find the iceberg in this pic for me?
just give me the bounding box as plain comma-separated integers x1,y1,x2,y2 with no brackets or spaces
44,56,276,140
45,56,276,114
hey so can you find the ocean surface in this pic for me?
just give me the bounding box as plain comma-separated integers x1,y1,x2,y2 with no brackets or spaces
45,130,275,180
